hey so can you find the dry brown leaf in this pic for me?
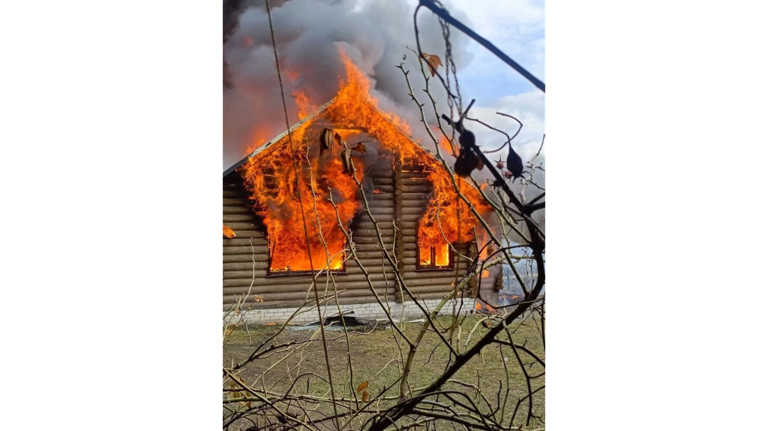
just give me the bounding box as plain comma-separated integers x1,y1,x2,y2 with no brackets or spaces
430,53,444,67
420,52,443,76
223,225,236,239
356,381,369,393
362,390,369,402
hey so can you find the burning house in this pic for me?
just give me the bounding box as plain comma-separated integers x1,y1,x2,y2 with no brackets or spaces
223,54,492,322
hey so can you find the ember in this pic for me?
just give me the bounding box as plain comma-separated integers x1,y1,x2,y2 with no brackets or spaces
223,224,236,239
475,301,497,314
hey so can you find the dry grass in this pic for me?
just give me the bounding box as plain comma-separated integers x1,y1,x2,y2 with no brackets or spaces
223,312,545,430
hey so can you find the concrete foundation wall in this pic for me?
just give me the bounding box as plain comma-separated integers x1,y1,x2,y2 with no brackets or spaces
225,297,475,325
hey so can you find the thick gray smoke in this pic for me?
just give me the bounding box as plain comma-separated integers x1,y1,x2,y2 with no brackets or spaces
223,0,475,169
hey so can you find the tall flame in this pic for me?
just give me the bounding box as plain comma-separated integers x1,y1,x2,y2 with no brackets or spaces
418,167,490,266
239,51,374,273
329,48,491,267
240,47,491,273
324,49,417,160
241,122,362,272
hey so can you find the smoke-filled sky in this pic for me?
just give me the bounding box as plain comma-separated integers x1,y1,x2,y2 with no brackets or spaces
223,0,545,171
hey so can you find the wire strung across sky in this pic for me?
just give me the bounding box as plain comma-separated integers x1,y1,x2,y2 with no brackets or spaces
418,0,546,93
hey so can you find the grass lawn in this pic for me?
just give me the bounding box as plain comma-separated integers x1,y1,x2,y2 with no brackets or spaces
224,312,545,430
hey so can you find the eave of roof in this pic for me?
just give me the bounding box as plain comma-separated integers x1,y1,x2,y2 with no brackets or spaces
223,98,335,178
223,97,443,178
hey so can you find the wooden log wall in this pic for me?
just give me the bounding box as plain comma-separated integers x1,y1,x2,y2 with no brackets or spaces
399,159,472,302
223,121,475,312
222,137,400,312
344,146,399,306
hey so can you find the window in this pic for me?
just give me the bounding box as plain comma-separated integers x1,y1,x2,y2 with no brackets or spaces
266,238,348,276
417,242,454,270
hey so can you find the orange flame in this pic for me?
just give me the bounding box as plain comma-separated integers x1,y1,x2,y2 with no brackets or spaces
436,132,457,157
475,301,497,314
324,48,416,159
239,47,492,273
243,127,272,156
476,229,494,260
417,168,490,260
419,242,450,267
221,223,235,238
328,48,492,262
241,121,362,272
291,90,316,120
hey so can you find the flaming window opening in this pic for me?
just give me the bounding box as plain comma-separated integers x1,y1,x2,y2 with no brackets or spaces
241,123,364,275
417,242,453,270
267,238,348,276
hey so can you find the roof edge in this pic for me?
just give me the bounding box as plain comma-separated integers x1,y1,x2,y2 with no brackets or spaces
223,96,444,178
223,98,336,178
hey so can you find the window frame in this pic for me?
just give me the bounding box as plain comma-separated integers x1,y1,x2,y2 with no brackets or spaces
265,238,348,277
416,243,455,271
